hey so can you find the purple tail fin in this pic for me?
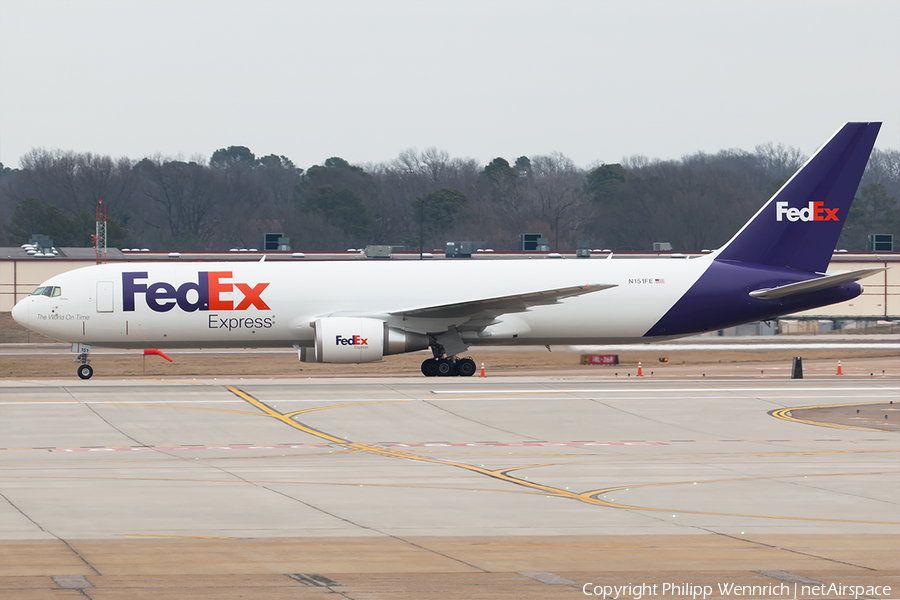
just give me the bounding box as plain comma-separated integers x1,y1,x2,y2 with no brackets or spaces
714,122,881,273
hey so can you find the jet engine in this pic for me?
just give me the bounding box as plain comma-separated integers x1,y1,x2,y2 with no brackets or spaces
300,317,430,363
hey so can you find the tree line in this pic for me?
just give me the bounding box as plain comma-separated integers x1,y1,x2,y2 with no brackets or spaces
0,142,898,253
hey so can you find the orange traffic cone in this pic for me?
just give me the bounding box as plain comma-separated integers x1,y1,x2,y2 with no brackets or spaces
837,360,843,375
480,362,486,377
637,361,643,377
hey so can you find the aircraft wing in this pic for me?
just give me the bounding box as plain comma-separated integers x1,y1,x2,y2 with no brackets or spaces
749,267,885,299
390,283,616,320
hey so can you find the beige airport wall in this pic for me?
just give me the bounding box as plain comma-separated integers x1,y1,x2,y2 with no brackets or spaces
1,259,96,311
795,260,898,318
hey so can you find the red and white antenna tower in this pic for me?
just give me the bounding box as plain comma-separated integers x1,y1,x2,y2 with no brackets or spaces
95,199,107,264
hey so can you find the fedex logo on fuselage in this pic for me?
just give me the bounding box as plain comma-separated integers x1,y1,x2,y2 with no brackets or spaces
123,271,270,313
775,201,839,222
336,335,368,346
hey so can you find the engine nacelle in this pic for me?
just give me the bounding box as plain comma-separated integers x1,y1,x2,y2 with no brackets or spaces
301,317,430,363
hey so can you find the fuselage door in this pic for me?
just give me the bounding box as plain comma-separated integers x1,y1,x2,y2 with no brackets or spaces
97,281,114,313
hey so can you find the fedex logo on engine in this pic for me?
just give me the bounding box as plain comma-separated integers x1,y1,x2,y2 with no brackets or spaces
335,335,368,347
123,271,270,313
775,201,839,222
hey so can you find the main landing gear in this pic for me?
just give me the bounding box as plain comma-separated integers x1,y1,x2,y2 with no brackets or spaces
420,333,474,377
73,343,93,379
421,356,477,377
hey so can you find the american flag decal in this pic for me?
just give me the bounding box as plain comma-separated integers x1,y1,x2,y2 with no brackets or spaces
655,279,665,284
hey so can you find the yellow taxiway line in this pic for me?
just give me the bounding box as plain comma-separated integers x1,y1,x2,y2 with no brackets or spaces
224,385,900,526
770,401,894,432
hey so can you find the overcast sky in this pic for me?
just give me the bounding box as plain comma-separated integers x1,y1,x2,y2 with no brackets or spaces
1,0,898,170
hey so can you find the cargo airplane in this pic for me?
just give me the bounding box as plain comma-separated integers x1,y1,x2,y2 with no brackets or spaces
12,122,885,379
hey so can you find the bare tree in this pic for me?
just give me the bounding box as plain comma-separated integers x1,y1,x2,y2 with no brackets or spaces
135,157,218,248
525,153,588,251
754,142,807,180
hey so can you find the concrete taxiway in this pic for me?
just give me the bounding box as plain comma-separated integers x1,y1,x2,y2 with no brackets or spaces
0,374,897,598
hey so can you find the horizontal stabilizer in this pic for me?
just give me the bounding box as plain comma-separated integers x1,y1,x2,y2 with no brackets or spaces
749,267,885,299
392,283,616,319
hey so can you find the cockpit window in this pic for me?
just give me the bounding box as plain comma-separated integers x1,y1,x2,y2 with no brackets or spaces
30,286,58,297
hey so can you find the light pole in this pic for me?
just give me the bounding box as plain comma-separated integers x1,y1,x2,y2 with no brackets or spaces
555,211,559,252
419,196,425,259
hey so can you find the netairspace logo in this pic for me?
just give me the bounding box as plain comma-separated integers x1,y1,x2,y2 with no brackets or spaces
581,582,892,599
775,201,839,222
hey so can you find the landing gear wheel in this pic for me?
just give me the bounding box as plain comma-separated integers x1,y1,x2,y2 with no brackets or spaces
77,364,93,380
437,358,456,377
421,359,440,377
457,358,476,377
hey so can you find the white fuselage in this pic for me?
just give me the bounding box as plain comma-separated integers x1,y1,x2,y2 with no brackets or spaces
12,258,712,348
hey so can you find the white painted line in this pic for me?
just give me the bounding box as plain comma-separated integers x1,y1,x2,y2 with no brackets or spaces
430,387,900,394
571,343,900,350
5,392,898,406
0,399,248,405
3,392,896,406
0,398,414,405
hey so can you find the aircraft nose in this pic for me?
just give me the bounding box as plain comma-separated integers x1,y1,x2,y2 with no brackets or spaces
11,297,29,327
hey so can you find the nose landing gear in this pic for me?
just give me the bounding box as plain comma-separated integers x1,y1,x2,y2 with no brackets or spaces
73,343,93,379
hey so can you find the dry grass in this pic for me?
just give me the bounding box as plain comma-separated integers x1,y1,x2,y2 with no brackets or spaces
0,312,56,343
2,347,895,379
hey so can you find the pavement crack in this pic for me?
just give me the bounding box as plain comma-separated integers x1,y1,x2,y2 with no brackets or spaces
0,490,101,575
261,485,488,573
698,528,877,571
421,399,539,440
62,387,151,449
0,488,47,533
588,398,722,439
778,475,900,507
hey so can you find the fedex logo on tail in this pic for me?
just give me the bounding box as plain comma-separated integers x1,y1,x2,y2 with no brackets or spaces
336,335,368,346
123,271,270,313
775,201,839,222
